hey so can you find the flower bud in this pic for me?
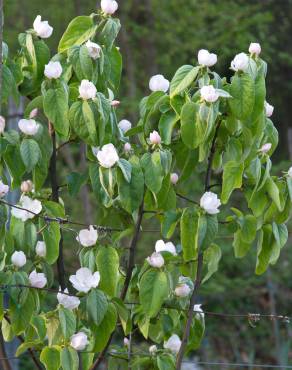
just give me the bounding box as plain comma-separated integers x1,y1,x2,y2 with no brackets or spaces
44,61,62,79
230,52,249,72
149,345,157,355
170,173,179,185
149,130,161,145
200,85,219,103
175,283,191,297
123,338,130,347
85,40,101,59
0,181,9,198
57,288,80,310
101,0,118,15
111,100,120,107
0,116,5,134
70,332,89,351
29,108,38,119
11,251,26,268
29,270,47,288
33,15,53,39
79,80,97,100
288,167,292,178
35,241,46,258
259,143,272,154
146,252,164,268
249,42,261,56
96,143,119,168
164,334,181,354
198,49,217,67
200,191,221,215
124,142,132,153
118,119,132,133
149,74,169,93
21,180,33,193
18,119,40,136
76,225,98,247
264,101,274,117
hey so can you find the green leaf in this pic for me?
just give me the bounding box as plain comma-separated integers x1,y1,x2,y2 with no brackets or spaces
96,246,119,297
10,291,35,335
59,307,76,339
229,73,255,120
61,347,79,370
221,161,244,204
180,207,199,262
180,102,200,149
157,354,175,370
117,159,132,183
86,289,108,326
100,18,121,49
58,16,97,53
93,303,117,352
43,84,69,138
67,171,88,196
266,177,282,212
20,139,41,172
40,346,61,370
256,225,274,275
140,152,164,194
158,109,179,145
202,243,221,283
41,222,61,265
139,269,169,318
170,65,199,97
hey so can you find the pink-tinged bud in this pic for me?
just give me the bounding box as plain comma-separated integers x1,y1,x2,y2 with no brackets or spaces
29,108,38,119
0,116,5,134
21,180,33,193
123,338,130,347
259,143,272,154
149,130,161,145
124,143,132,153
111,100,120,107
249,42,261,56
170,173,179,185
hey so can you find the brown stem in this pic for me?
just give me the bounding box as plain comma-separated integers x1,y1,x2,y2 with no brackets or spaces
176,252,204,369
49,123,66,290
0,331,12,370
90,201,144,370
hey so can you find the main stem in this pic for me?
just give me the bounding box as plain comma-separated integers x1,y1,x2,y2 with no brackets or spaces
49,123,66,290
90,201,144,370
177,122,221,369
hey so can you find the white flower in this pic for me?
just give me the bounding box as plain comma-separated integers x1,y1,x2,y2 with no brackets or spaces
101,0,118,15
170,173,179,185
149,130,161,145
11,251,26,268
70,332,89,351
288,167,292,178
124,143,132,153
86,40,102,59
149,345,157,355
111,100,120,107
20,180,33,193
155,239,177,256
146,252,164,268
200,192,221,215
249,42,261,56
79,80,97,100
200,85,219,103
193,304,205,319
35,241,46,258
96,143,119,168
18,119,40,136
29,270,47,288
264,101,274,118
33,15,53,39
69,267,100,293
198,49,217,67
57,288,80,310
11,196,42,222
44,61,62,79
118,119,132,133
175,277,191,297
123,337,130,347
0,116,5,134
76,226,98,247
259,143,272,154
0,181,9,197
164,334,181,354
29,108,38,119
230,52,249,72
149,74,169,93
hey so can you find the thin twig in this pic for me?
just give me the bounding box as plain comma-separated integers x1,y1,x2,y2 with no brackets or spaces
176,192,198,205
57,139,77,151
